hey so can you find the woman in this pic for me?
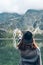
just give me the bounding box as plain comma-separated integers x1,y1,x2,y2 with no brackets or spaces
17,31,42,65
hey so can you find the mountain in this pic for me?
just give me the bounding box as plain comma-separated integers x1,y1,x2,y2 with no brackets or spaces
0,9,43,32
24,9,43,30
0,12,22,29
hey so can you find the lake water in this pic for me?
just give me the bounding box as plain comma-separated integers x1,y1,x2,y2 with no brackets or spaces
0,39,43,65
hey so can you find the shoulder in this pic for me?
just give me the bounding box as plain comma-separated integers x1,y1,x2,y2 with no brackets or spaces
37,47,40,52
36,47,41,55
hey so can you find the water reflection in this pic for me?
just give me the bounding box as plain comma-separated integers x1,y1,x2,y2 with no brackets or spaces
0,39,43,65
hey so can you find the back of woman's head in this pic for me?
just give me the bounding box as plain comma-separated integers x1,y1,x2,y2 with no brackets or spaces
18,31,33,50
22,31,33,44
17,31,37,51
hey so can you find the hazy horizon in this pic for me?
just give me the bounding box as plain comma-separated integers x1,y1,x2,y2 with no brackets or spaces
0,0,43,14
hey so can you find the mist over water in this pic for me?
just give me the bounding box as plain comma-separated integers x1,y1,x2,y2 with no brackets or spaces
13,28,43,49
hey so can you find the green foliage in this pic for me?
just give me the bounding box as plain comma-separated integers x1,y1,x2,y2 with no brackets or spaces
0,40,20,65
0,40,13,47
34,34,43,39
0,46,20,65
0,30,13,38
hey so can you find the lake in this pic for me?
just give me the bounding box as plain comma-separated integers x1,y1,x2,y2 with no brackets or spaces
0,39,43,65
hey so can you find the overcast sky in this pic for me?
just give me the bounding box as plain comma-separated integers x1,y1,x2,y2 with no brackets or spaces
0,0,43,14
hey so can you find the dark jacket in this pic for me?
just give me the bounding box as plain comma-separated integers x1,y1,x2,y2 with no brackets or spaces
19,47,42,65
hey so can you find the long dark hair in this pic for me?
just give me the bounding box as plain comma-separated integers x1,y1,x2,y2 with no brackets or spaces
17,39,26,50
17,40,38,51
17,31,38,51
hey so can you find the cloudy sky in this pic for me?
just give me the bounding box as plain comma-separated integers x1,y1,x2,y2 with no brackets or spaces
0,0,43,14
